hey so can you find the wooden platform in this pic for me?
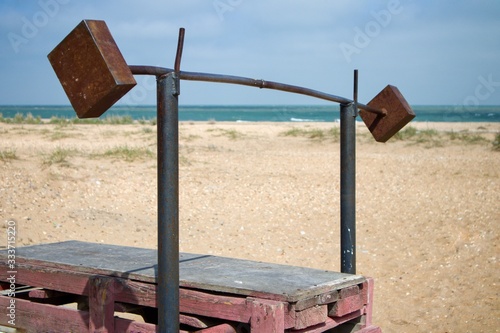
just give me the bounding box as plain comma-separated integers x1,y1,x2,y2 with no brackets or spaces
0,241,381,332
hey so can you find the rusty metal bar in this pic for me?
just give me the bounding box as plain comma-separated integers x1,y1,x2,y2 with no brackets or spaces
174,28,185,73
129,66,386,116
157,72,180,333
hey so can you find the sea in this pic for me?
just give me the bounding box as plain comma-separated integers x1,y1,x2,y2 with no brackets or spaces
0,105,499,123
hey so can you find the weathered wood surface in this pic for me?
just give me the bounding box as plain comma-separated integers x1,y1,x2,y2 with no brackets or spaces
0,296,159,333
250,299,285,332
0,241,381,332
0,240,365,302
89,276,115,333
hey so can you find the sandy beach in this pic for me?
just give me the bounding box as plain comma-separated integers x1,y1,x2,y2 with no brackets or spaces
1,120,499,332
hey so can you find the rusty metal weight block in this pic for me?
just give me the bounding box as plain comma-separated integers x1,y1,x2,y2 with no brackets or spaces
360,85,415,142
48,20,136,118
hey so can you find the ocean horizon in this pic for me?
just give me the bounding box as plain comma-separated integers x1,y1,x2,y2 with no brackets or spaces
0,105,499,123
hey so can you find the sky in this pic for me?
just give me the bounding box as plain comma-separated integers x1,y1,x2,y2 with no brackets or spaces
0,0,499,107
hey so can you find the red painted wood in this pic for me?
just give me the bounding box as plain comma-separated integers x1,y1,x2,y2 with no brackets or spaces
0,247,379,333
180,313,210,328
114,316,158,333
293,305,327,330
250,299,285,333
196,323,238,333
329,283,365,318
290,310,363,333
0,263,90,295
362,277,375,328
355,325,382,333
113,278,157,307
180,287,251,323
329,294,364,317
89,276,115,333
0,296,88,332
28,289,55,298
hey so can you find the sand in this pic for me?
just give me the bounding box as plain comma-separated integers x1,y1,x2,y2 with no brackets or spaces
0,120,499,332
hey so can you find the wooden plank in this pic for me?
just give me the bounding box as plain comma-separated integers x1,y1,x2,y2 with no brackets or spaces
180,288,250,323
362,278,375,327
0,263,159,308
328,283,364,318
0,296,88,332
328,294,364,317
180,313,210,328
89,276,115,333
292,305,328,330
294,290,339,311
179,255,363,303
250,299,285,332
0,263,90,296
196,323,238,333
289,310,362,333
0,241,365,303
28,289,65,299
114,317,158,333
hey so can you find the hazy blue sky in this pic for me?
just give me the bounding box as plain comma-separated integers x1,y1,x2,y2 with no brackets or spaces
1,0,499,106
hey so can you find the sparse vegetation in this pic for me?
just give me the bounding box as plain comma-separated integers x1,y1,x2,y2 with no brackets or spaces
46,130,77,141
392,126,418,141
93,146,154,162
280,127,340,141
43,148,74,167
0,114,149,125
207,128,245,140
182,134,201,142
0,113,42,124
392,126,491,148
0,148,17,162
493,133,500,151
447,131,488,145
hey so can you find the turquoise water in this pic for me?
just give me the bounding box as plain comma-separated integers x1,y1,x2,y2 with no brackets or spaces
0,105,499,122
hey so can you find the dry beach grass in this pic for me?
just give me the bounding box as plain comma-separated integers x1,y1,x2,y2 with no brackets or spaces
0,119,499,332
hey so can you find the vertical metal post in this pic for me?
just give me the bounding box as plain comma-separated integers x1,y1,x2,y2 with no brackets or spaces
157,72,180,332
340,101,357,275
